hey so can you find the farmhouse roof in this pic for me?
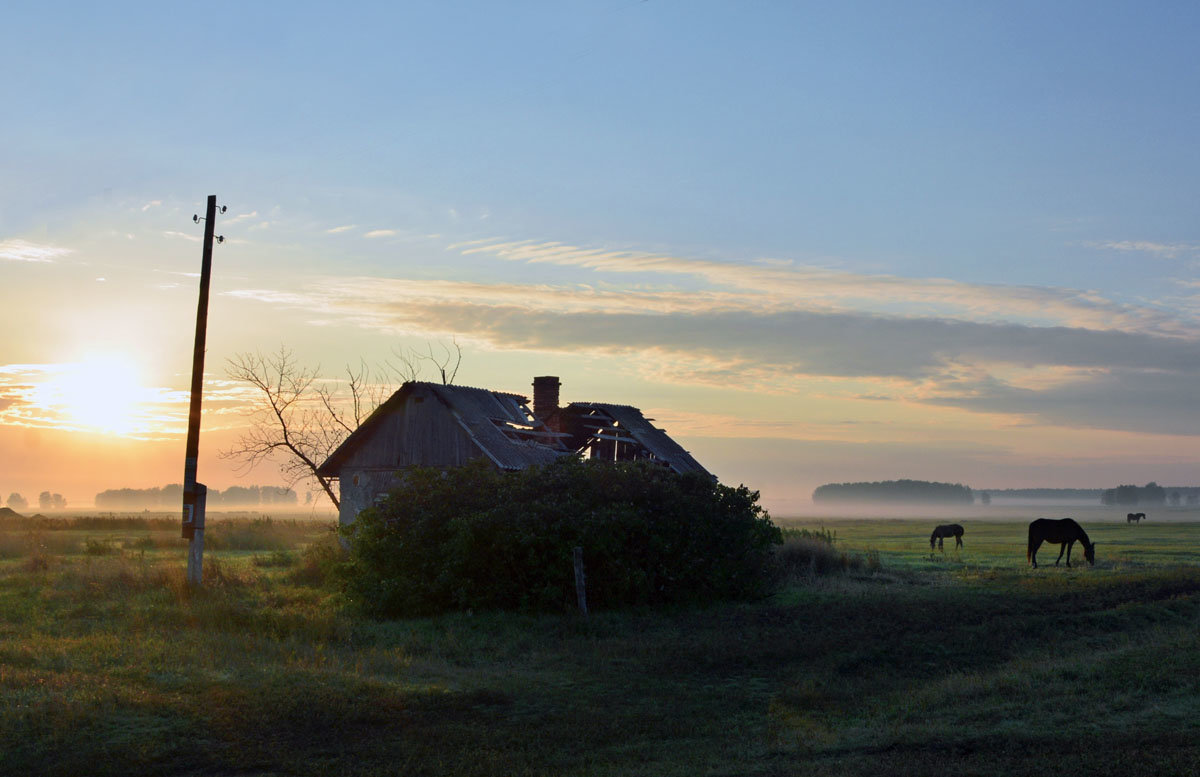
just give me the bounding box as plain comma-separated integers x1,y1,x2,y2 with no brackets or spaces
565,402,710,477
316,381,567,476
317,379,711,480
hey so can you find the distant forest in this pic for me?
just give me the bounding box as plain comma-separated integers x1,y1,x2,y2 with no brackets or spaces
812,479,973,504
94,484,299,509
1100,483,1200,507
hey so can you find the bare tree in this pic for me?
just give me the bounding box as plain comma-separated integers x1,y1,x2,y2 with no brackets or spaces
388,338,462,385
222,348,392,509
222,342,462,509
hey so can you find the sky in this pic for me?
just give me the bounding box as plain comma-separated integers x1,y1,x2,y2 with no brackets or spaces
2,1,1199,514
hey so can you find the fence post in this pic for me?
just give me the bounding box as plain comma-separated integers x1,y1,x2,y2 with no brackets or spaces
573,546,588,616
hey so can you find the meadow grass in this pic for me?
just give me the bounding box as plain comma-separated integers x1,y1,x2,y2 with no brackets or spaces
0,513,1196,776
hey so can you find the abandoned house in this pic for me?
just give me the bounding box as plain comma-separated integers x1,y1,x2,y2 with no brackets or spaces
316,376,712,525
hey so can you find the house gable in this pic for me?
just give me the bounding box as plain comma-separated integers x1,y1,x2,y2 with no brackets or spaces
338,384,479,471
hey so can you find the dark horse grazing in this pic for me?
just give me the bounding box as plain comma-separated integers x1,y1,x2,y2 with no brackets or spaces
1127,512,1146,524
1028,518,1095,568
930,523,964,550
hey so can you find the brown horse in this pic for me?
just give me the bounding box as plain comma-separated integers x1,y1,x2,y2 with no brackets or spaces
1028,518,1095,568
930,523,964,551
1126,512,1146,524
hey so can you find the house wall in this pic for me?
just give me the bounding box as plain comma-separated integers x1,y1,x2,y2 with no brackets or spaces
338,468,405,527
336,385,484,525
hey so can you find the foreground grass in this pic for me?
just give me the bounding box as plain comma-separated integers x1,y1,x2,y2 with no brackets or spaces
0,517,1197,776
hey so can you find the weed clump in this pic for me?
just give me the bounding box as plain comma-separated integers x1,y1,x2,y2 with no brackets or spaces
775,527,882,581
341,458,780,617
288,529,344,586
204,517,296,551
83,538,115,556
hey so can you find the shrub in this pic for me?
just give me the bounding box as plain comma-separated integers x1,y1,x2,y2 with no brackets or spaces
773,527,884,582
84,538,115,556
340,458,781,617
289,529,346,586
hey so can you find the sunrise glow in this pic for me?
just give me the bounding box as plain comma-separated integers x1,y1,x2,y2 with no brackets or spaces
34,354,146,436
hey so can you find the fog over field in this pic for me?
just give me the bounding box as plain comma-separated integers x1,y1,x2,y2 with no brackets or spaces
780,501,1200,522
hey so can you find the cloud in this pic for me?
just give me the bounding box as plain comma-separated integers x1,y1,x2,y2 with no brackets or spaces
364,229,397,239
325,225,358,234
924,367,1200,436
141,200,162,212
0,239,72,263
457,239,1190,335
225,235,1200,437
163,230,201,243
225,210,259,224
229,273,1200,391
1087,240,1199,259
231,275,1200,375
634,408,889,440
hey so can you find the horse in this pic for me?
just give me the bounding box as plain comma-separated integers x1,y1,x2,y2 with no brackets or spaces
930,523,964,551
1027,518,1095,568
1127,512,1146,524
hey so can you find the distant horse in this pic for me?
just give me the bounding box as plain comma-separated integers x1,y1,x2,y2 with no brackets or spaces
930,523,964,551
1028,518,1095,568
1127,512,1146,524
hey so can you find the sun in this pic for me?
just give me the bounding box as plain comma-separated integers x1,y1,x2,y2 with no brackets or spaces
39,354,145,435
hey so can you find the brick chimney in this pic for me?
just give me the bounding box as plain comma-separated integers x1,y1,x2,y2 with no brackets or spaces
532,376,561,430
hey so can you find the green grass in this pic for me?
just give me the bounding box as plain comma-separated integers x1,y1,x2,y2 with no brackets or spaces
782,516,1200,572
0,514,1197,775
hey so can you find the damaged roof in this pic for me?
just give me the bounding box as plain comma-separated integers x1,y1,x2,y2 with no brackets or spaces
317,382,567,476
318,381,711,480
567,402,711,477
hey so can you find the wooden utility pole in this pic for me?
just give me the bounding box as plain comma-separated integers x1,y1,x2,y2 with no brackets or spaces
182,195,224,585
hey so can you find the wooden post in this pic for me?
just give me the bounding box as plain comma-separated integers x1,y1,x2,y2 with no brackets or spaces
182,195,221,586
573,546,587,616
185,483,207,584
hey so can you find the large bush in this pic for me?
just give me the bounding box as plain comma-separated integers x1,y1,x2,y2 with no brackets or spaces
340,457,781,617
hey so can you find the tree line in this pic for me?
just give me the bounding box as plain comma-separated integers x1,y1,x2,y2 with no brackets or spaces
812,479,974,504
5,492,68,512
1100,482,1200,507
94,484,299,510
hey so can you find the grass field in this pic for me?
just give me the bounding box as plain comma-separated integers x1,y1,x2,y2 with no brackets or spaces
1,511,1197,776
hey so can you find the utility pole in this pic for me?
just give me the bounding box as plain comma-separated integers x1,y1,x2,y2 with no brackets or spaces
181,195,225,585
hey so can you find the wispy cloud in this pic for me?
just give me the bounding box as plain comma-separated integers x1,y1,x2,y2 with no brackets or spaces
225,233,1200,437
922,367,1200,436
163,230,201,243
364,229,397,239
1087,240,1199,259
226,210,259,224
228,266,1200,436
0,239,72,263
325,224,358,234
635,408,888,440
457,239,1189,335
141,200,162,212
229,276,1200,374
